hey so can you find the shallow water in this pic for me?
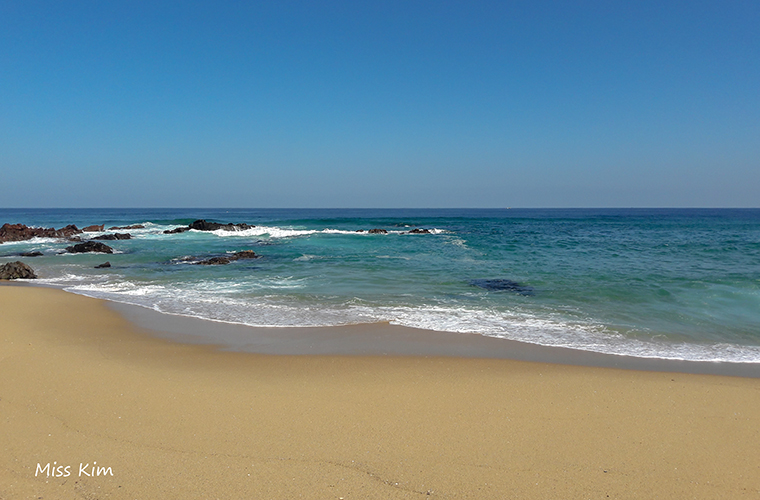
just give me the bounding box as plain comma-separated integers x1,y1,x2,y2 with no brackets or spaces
2,208,759,362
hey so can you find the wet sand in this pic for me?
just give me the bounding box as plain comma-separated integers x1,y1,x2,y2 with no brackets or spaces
2,285,760,499
109,299,760,378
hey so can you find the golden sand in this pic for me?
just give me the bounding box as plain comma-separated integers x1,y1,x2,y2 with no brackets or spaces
1,285,759,499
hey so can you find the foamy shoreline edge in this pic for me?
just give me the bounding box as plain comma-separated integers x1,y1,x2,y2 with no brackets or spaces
7,281,758,378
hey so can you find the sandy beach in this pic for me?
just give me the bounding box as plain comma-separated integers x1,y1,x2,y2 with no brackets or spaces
2,285,760,499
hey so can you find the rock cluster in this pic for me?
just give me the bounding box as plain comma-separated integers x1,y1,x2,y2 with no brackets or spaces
0,223,82,243
196,250,260,265
0,261,37,279
164,219,255,234
2,219,264,270
92,233,132,240
65,241,114,254
189,219,254,231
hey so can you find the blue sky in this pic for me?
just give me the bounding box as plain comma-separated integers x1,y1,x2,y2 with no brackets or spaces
1,1,758,207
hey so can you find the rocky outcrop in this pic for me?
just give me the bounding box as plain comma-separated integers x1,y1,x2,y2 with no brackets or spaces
188,219,255,231
195,250,260,265
408,228,431,234
82,224,104,232
368,229,387,234
65,241,114,254
0,223,82,243
163,219,255,234
108,225,144,230
95,262,111,268
232,250,259,260
19,251,43,257
197,256,233,265
0,261,37,279
93,233,131,240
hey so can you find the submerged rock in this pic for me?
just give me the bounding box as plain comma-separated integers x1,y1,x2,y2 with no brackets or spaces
95,261,111,269
108,224,144,230
231,250,259,260
195,250,260,265
66,241,114,254
92,233,131,240
164,227,189,234
0,223,82,243
368,228,387,234
408,228,431,234
19,251,43,257
197,256,231,265
469,279,534,296
0,261,37,279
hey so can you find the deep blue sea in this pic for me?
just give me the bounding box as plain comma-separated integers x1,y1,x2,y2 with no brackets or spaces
2,208,759,363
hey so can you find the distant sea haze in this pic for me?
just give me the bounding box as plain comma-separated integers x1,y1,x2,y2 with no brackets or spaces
2,208,760,363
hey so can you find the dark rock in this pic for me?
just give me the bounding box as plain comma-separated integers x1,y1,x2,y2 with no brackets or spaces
164,220,255,234
188,219,255,231
408,228,431,234
231,250,259,260
58,225,82,237
19,251,43,257
470,279,534,296
368,229,388,234
57,225,82,237
197,256,232,265
0,261,37,279
93,233,131,240
65,241,114,254
108,225,144,230
0,223,82,243
194,250,260,265
356,230,365,232
94,261,111,269
82,224,105,232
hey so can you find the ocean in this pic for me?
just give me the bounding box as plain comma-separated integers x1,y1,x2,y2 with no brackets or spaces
2,208,759,363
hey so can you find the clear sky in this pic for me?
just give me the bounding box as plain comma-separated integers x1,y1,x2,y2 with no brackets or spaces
1,1,758,208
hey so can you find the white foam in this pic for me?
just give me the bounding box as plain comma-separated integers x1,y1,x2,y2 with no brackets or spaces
294,254,319,261
369,304,760,363
194,225,444,240
206,226,320,238
445,237,470,249
0,236,63,246
39,273,105,283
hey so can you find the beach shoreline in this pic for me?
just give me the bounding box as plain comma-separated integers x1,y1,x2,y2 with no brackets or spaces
2,284,760,498
11,280,760,378
107,295,760,378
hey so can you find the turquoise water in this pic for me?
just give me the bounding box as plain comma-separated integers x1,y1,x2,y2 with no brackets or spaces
2,208,759,362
